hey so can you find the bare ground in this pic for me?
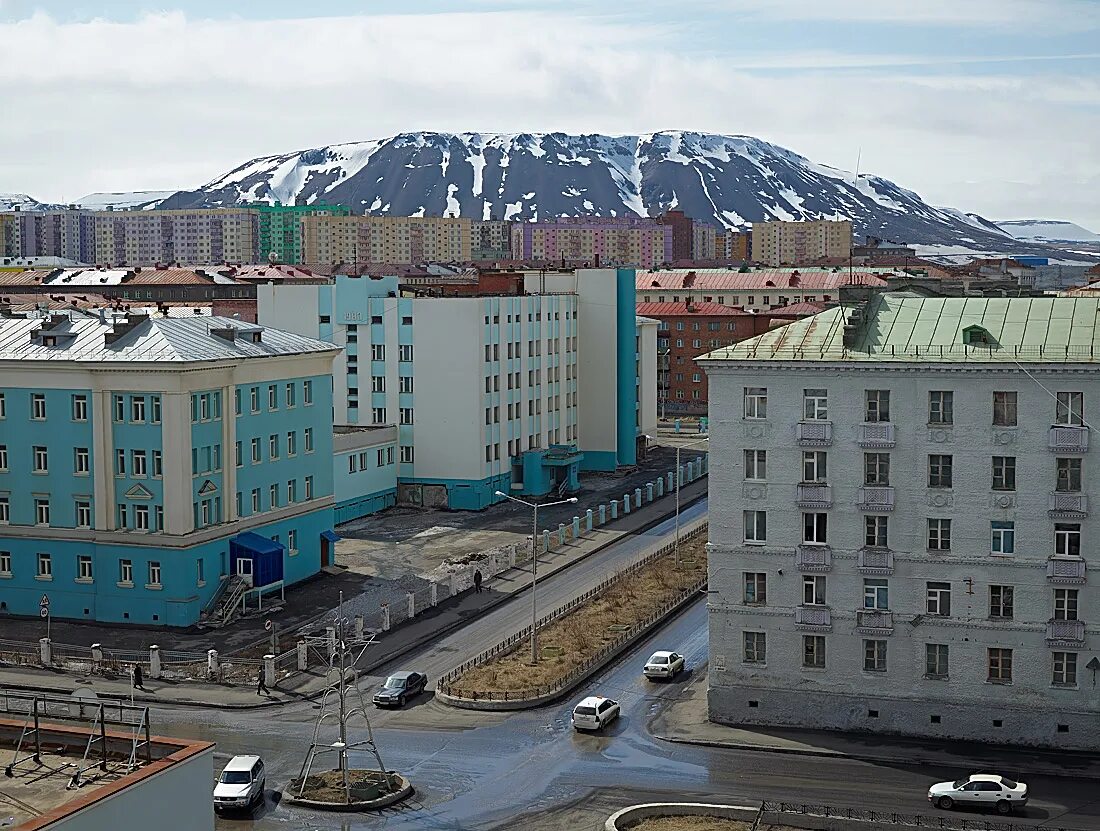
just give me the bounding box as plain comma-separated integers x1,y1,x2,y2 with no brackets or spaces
288,769,402,803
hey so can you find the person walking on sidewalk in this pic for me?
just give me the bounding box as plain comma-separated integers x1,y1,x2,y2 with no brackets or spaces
132,664,144,690
256,668,269,696
473,569,483,594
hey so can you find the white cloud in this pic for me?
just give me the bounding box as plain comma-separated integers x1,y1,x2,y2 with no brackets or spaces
0,8,1096,229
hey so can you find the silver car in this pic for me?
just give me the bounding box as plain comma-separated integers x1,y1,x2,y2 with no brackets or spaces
928,774,1028,814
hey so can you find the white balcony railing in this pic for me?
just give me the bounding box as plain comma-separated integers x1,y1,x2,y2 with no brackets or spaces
1046,619,1086,644
796,545,832,573
1047,556,1087,584
1049,492,1088,517
857,486,895,512
859,547,894,574
1049,426,1089,453
856,610,895,633
797,421,833,446
858,422,896,448
795,606,832,630
796,484,833,508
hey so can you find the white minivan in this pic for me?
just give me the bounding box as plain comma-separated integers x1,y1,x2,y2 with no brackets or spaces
571,696,620,731
213,755,266,812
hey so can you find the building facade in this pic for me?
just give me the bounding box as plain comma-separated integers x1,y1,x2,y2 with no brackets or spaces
0,312,339,625
472,220,513,260
94,209,259,266
511,218,673,269
751,220,853,266
701,294,1100,749
301,215,473,265
251,202,350,265
637,268,889,312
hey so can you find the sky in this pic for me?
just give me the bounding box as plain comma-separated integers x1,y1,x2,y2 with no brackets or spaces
1,0,1098,230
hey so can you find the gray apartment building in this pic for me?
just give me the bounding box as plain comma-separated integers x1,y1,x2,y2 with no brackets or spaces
700,293,1100,749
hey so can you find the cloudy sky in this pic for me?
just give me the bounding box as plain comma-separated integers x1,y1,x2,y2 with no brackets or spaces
1,0,1098,229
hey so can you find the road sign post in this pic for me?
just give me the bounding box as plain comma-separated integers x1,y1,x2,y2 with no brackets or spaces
40,594,50,641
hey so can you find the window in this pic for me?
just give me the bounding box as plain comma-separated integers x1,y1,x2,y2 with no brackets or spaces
152,450,162,477
119,559,133,584
991,456,1016,491
1055,523,1081,557
863,639,887,672
33,446,48,473
250,387,259,413
927,518,951,551
1054,588,1079,621
802,635,826,668
993,391,1017,426
925,644,949,679
72,395,88,421
77,555,93,581
269,484,279,509
377,447,394,466
928,454,953,488
285,383,296,408
251,489,261,513
400,445,414,463
75,500,91,528
74,447,89,475
803,388,828,421
371,343,386,361
802,451,827,483
132,450,147,477
35,498,50,525
926,582,951,616
132,396,146,423
743,572,767,605
399,407,414,425
1053,652,1078,687
743,631,766,664
372,375,385,393
1055,391,1083,426
743,387,767,419
150,396,161,423
37,552,51,578
991,521,1015,555
235,388,242,416
0,497,7,523
399,376,414,394
0,445,6,470
304,476,314,499
251,438,261,463
744,450,766,481
803,512,827,544
743,510,766,544
304,379,314,404
114,394,125,422
269,434,279,460
928,391,953,425
287,480,297,503
0,551,9,575
802,575,826,605
372,407,387,425
349,455,358,474
863,453,889,486
304,428,314,452
865,390,890,422
990,585,1014,619
0,393,4,418
988,648,1013,683
865,515,888,548
268,385,278,410
31,393,46,420
148,561,161,587
863,578,889,610
286,432,296,457
1056,458,1082,492
235,441,243,467
399,344,413,362
288,530,298,552
135,505,149,531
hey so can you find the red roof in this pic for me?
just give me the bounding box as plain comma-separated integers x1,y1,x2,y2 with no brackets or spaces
765,301,831,317
637,268,890,291
636,301,750,317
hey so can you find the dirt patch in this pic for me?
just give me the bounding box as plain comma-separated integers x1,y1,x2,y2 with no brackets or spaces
288,769,402,803
447,535,706,696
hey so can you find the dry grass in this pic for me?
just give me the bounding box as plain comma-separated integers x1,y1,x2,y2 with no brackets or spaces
448,536,706,696
289,769,401,803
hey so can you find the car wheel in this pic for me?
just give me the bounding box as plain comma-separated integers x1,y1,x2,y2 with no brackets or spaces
937,797,953,810
996,801,1011,815
398,694,406,708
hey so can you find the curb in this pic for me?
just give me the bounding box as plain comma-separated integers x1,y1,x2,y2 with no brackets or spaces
605,803,758,831
282,775,414,812
0,487,709,711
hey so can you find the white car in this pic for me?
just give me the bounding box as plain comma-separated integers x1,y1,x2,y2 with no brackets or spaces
643,650,685,680
571,695,620,731
213,754,266,813
928,774,1028,814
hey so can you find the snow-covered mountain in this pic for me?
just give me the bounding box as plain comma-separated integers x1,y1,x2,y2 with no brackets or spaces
0,193,51,211
159,130,1033,252
75,191,176,210
995,220,1099,243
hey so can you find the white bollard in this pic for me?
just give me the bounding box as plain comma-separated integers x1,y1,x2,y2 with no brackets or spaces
297,639,308,671
406,590,415,619
39,638,51,666
381,603,391,632
149,645,161,679
207,649,219,680
263,654,276,688
326,626,337,658
430,582,439,607
354,614,365,640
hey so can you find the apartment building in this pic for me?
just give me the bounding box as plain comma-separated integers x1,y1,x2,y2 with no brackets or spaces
751,219,853,266
700,294,1100,749
0,213,20,258
9,210,97,264
637,268,889,312
257,268,656,513
472,219,513,260
301,215,473,265
0,312,339,625
511,217,673,269
692,223,717,261
94,209,259,265
251,202,350,264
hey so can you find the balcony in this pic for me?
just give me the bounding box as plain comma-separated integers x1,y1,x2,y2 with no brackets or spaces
856,610,895,634
858,422,896,448
1046,619,1086,646
859,547,894,575
796,545,832,573
1049,492,1088,518
794,606,832,631
796,484,833,508
797,421,833,446
1048,557,1087,584
857,486,895,512
1049,426,1089,453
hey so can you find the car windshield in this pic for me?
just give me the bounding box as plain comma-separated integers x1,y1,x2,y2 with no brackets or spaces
952,779,969,789
220,771,251,785
1000,778,1017,789
384,676,407,689
650,655,669,664
574,706,597,716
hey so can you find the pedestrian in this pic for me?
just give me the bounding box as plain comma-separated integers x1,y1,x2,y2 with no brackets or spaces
473,569,483,594
256,668,269,696
132,663,144,690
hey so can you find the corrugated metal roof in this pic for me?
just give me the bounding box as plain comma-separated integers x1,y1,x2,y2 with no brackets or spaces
700,294,1100,364
636,269,891,291
635,302,750,317
0,314,338,363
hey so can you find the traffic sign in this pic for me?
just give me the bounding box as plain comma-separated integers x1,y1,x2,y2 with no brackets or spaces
264,619,272,631
40,607,49,618
40,594,50,608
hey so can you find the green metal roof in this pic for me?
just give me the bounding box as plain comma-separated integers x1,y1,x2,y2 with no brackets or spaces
699,294,1100,364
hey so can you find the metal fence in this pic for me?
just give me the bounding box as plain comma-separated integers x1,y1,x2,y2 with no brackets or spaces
759,802,1073,831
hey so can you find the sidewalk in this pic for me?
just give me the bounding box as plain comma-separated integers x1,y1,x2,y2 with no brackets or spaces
651,670,1100,780
0,478,709,710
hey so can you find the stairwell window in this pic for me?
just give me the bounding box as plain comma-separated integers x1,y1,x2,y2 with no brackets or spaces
743,387,767,419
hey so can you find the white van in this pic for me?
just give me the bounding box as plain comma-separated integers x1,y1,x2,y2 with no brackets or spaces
213,755,266,812
571,695,620,731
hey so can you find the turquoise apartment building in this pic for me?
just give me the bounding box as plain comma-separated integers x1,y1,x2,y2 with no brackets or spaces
0,311,340,626
252,201,351,265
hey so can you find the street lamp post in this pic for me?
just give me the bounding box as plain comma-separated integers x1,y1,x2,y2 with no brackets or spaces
495,490,578,664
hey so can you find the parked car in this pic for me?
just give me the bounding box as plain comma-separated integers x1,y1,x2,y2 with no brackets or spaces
643,650,685,680
928,774,1028,814
571,695,620,731
213,755,266,812
373,671,428,708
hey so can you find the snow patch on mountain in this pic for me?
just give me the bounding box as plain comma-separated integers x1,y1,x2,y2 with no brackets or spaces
996,220,1099,243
